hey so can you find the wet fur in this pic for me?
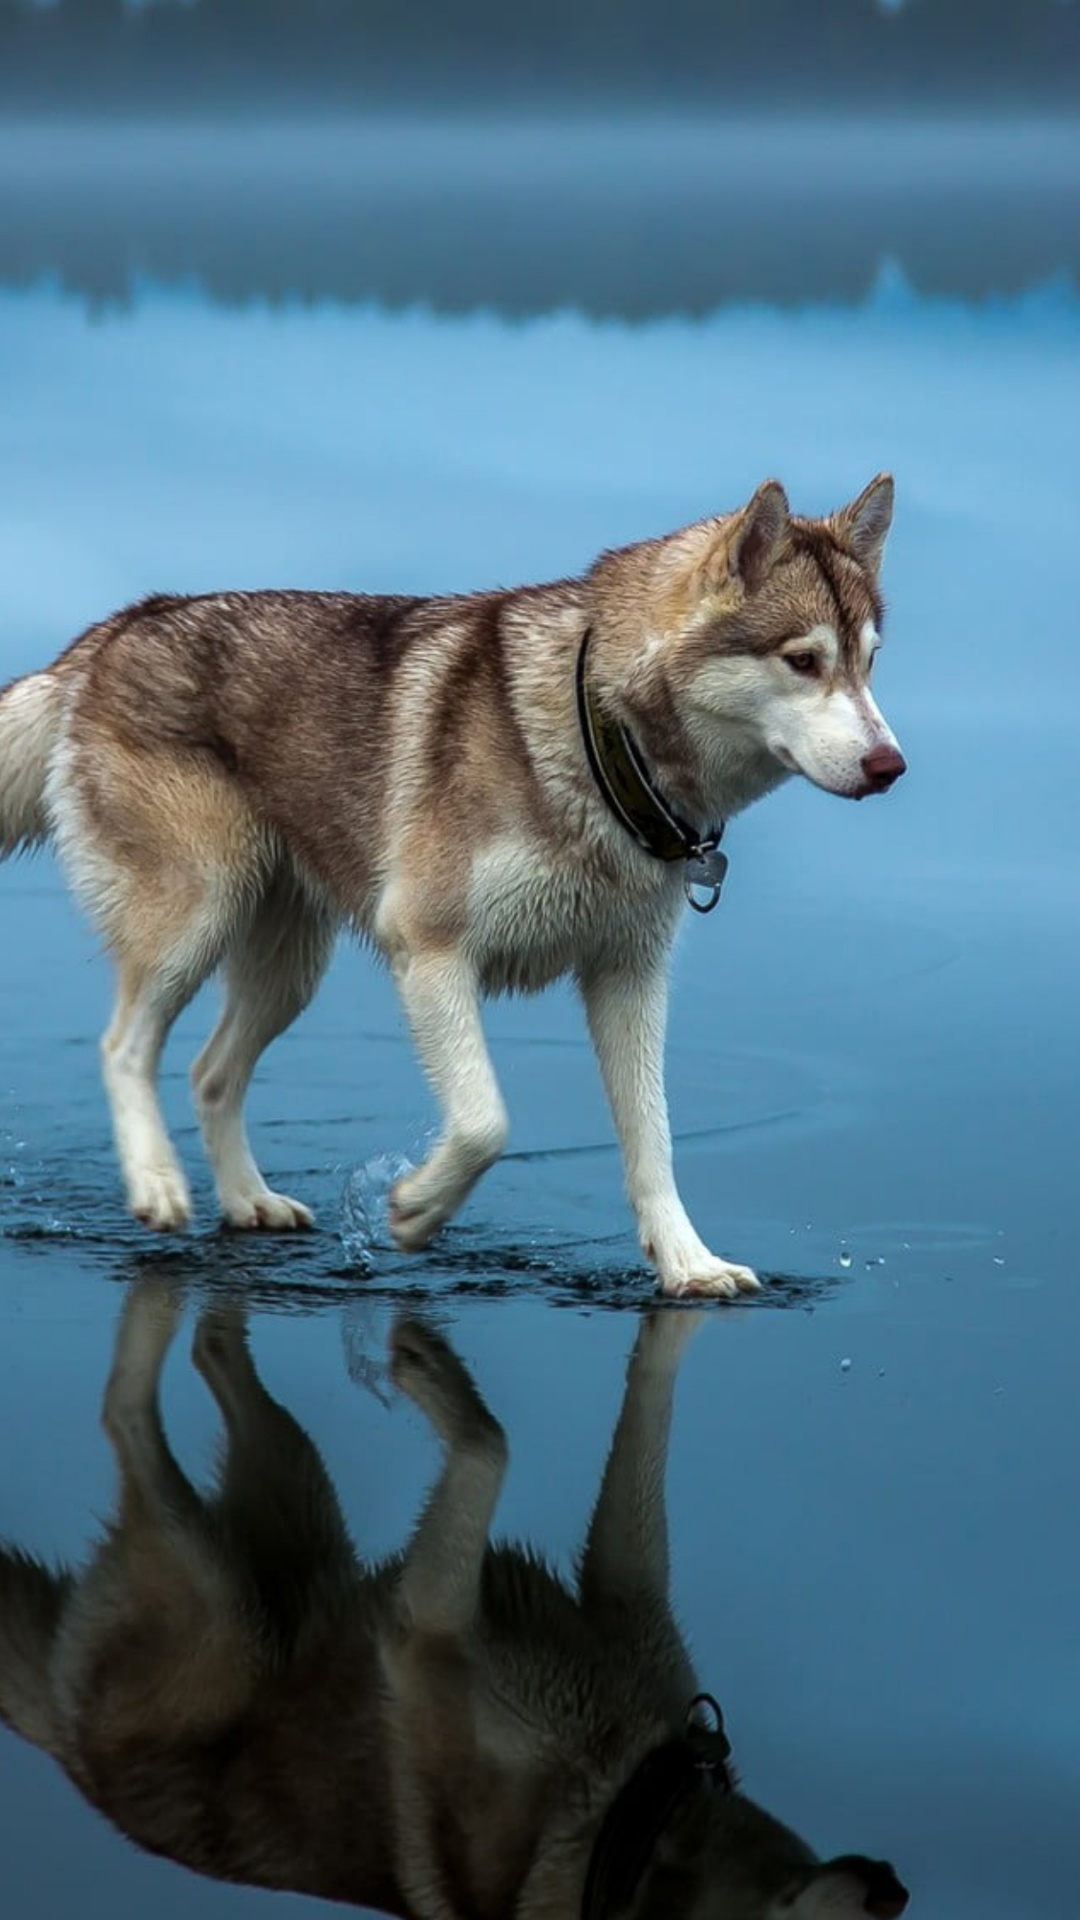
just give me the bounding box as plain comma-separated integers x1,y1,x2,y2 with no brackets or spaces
0,479,903,1294
0,1287,907,1918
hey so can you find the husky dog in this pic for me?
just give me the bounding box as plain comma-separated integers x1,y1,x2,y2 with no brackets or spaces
0,478,903,1294
0,1287,908,1917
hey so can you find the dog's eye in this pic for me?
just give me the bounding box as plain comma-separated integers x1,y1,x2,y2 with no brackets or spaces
784,651,820,677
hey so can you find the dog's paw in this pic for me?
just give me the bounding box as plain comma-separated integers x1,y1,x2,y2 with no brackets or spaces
221,1187,315,1232
658,1256,761,1300
634,1307,708,1363
103,1279,183,1437
389,1174,452,1252
390,1315,506,1453
129,1164,192,1233
192,1307,256,1400
192,1304,249,1365
389,1316,468,1405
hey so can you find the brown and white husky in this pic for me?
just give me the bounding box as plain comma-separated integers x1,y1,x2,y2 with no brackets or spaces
0,477,904,1293
0,1287,908,1917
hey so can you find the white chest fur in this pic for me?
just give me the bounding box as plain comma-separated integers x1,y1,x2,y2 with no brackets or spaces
464,834,680,996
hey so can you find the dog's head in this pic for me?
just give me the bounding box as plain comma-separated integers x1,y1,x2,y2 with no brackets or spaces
771,1855,910,1917
599,476,904,810
631,1804,909,1920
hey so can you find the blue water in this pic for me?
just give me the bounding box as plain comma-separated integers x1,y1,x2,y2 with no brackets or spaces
1,129,1079,1918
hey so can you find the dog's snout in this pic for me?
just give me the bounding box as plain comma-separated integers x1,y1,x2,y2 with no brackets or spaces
860,743,907,792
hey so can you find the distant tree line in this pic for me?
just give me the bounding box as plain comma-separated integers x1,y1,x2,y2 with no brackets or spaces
0,0,1077,111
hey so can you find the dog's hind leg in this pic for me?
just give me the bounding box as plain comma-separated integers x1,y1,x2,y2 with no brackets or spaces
193,1305,358,1639
56,1281,265,1747
102,955,212,1232
387,949,508,1252
100,1276,196,1521
50,737,259,1231
191,876,335,1230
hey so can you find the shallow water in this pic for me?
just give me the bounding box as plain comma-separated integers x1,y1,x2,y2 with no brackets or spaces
1,120,1079,1919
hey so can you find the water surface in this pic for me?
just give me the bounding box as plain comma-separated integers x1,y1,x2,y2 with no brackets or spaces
1,128,1079,1919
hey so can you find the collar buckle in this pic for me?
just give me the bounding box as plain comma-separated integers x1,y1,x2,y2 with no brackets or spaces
684,843,728,914
685,1692,733,1771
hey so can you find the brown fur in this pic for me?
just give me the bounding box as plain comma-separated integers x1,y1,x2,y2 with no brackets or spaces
0,1288,908,1918
0,478,902,1289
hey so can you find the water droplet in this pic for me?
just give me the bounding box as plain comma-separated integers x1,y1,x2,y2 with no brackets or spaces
340,1150,416,1265
838,1247,853,1270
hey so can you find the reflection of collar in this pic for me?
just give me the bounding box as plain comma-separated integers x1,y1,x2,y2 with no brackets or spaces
580,1694,734,1920
576,628,729,914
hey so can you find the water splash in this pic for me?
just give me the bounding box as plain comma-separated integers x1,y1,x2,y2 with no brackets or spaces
341,1296,395,1405
340,1150,416,1270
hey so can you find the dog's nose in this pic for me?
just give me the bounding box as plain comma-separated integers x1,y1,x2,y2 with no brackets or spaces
861,743,907,791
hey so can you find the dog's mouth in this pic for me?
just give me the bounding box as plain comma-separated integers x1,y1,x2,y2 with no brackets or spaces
772,743,907,800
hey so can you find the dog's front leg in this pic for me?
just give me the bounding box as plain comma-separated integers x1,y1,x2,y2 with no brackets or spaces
389,1315,508,1631
580,959,760,1298
390,947,509,1252
383,1317,508,1920
580,1309,703,1623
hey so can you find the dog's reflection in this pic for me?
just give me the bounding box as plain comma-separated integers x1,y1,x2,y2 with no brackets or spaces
0,1289,908,1918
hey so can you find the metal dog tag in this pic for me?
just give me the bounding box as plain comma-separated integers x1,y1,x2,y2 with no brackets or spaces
683,847,728,914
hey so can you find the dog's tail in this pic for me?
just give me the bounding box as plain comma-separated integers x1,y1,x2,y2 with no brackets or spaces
0,1547,71,1754
0,670,64,857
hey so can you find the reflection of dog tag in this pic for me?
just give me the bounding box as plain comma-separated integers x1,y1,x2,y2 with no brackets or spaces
683,847,728,914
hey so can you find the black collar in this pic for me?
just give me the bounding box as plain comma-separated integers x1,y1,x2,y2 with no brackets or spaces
581,1694,735,1920
575,628,728,913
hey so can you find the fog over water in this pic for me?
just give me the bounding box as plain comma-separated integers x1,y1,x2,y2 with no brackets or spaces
1,118,1078,315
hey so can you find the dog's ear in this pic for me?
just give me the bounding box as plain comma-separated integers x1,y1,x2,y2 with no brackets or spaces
726,479,791,592
830,474,894,575
690,480,790,600
778,1855,909,1918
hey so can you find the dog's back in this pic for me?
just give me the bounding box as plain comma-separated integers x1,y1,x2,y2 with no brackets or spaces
0,583,535,916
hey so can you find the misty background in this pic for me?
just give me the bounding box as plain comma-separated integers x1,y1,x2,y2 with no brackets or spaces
0,0,1077,314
